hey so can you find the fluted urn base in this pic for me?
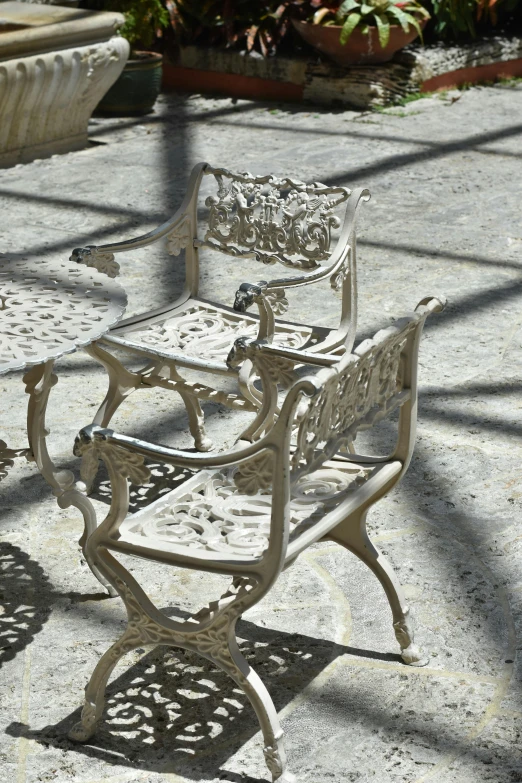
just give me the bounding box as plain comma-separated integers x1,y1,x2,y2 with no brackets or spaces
0,36,129,167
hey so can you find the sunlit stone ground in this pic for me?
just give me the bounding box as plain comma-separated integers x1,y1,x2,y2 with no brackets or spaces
1,82,522,782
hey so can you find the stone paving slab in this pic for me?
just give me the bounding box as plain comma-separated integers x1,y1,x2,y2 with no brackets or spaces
1,82,522,782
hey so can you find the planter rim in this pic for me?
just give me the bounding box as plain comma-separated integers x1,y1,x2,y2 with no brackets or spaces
123,50,163,72
292,18,429,35
127,50,163,63
128,50,163,60
292,17,427,66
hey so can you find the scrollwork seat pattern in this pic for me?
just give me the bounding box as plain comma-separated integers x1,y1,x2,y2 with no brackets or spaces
0,258,126,375
120,464,370,559
125,303,311,362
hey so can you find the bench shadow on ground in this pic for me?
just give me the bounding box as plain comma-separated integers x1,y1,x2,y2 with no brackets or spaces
6,619,401,782
0,541,53,667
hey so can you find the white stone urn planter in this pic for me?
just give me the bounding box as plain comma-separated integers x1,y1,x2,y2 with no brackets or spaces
0,2,130,166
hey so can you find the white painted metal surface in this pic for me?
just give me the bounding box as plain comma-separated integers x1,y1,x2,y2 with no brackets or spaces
72,162,370,489
0,257,127,592
0,257,126,375
69,295,445,782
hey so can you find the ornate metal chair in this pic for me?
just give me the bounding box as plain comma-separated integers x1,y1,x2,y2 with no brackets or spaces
71,163,370,489
69,295,445,783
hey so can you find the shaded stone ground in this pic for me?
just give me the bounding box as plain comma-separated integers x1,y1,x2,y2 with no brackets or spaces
1,82,522,783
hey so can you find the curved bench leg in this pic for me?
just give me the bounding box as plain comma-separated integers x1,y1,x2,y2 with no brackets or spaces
226,634,295,782
69,565,295,780
82,343,143,492
58,487,117,596
68,623,142,742
330,510,428,666
177,390,213,452
86,343,143,428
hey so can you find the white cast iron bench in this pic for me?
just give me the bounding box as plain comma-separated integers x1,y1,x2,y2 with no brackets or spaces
69,295,445,783
71,163,370,489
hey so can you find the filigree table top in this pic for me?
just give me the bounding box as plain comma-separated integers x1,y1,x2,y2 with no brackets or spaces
0,257,127,375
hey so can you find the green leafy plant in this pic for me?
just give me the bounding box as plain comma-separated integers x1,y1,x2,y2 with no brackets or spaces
427,0,521,39
109,0,169,48
311,0,430,49
165,0,520,55
167,0,307,56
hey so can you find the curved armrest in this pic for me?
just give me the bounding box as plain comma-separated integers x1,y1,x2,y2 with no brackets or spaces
228,295,447,375
231,249,350,316
74,371,314,483
70,161,208,277
69,210,190,278
415,294,447,315
74,423,272,474
72,209,189,259
227,336,341,373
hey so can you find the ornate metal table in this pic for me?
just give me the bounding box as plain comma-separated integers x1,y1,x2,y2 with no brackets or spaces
0,257,127,590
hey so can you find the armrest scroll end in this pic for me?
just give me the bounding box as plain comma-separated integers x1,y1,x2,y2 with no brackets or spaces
70,246,120,278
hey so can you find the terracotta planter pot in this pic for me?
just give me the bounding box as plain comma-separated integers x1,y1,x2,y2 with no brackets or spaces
292,19,426,66
96,50,163,116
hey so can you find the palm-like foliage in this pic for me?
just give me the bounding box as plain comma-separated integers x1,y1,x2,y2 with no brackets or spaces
313,0,430,48
165,0,521,54
108,0,169,47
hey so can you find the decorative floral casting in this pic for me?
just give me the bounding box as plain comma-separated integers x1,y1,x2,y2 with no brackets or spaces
330,259,350,292
291,320,418,477
202,168,350,270
166,218,191,256
233,451,274,495
127,303,309,362
110,574,255,683
69,573,257,742
70,246,120,278
255,351,296,389
264,288,289,315
122,465,369,558
74,429,151,486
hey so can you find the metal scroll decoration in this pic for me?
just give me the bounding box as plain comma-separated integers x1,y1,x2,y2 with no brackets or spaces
127,303,309,363
121,465,369,559
292,320,417,477
201,167,351,269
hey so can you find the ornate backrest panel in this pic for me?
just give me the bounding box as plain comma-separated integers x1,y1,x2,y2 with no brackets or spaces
290,315,421,479
198,165,351,270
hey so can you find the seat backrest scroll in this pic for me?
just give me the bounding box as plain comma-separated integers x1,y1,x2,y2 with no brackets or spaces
198,164,352,270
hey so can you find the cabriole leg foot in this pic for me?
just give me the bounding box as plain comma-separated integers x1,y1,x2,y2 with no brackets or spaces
330,511,429,667
69,700,98,742
394,608,428,667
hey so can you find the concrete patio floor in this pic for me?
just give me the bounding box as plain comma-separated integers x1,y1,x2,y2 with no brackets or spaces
1,82,522,783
